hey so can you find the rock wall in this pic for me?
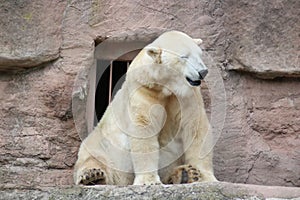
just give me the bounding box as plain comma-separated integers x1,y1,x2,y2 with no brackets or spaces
0,0,299,190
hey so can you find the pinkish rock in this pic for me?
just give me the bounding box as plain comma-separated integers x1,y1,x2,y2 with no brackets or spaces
0,0,66,71
0,0,299,191
223,0,300,78
214,74,300,187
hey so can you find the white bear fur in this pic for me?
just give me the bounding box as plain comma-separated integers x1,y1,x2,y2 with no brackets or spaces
74,31,217,185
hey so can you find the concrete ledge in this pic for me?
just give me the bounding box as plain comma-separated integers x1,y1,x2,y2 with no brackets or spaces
1,182,299,200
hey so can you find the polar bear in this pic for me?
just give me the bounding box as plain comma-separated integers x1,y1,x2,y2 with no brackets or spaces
74,31,217,185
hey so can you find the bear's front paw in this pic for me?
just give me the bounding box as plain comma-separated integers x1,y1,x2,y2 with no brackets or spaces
168,164,202,184
133,174,162,185
78,168,106,185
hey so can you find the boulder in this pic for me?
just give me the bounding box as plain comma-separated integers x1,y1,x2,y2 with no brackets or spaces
0,0,66,71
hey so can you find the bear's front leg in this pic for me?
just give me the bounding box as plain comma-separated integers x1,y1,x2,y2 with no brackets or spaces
130,136,162,185
127,88,167,185
182,115,217,182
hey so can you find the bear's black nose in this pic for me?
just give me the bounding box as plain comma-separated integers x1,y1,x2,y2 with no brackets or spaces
198,69,208,80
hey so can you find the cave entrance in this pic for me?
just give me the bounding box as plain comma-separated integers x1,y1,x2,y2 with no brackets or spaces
84,39,154,134
86,45,145,133
95,60,130,122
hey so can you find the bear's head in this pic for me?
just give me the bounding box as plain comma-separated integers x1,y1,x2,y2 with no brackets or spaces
127,31,208,95
146,31,208,87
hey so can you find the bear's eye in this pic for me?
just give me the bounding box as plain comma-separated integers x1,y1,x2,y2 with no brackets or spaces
180,55,189,59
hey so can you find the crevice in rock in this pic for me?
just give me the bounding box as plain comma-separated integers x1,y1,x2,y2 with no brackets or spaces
134,2,187,28
245,151,262,183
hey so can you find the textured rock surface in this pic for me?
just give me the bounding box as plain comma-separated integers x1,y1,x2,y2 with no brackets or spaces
0,0,66,71
0,66,79,189
0,182,266,200
1,182,300,200
222,0,300,78
0,0,299,192
213,74,300,187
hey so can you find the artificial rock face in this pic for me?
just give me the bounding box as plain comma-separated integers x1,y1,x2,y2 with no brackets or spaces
0,0,299,190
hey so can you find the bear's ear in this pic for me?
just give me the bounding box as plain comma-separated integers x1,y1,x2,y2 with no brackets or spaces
193,38,203,45
146,47,162,64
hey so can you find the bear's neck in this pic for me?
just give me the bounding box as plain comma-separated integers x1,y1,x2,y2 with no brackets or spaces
138,84,172,100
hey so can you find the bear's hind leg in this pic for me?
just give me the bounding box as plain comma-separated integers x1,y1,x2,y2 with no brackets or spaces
78,167,105,185
74,156,107,185
167,164,202,184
